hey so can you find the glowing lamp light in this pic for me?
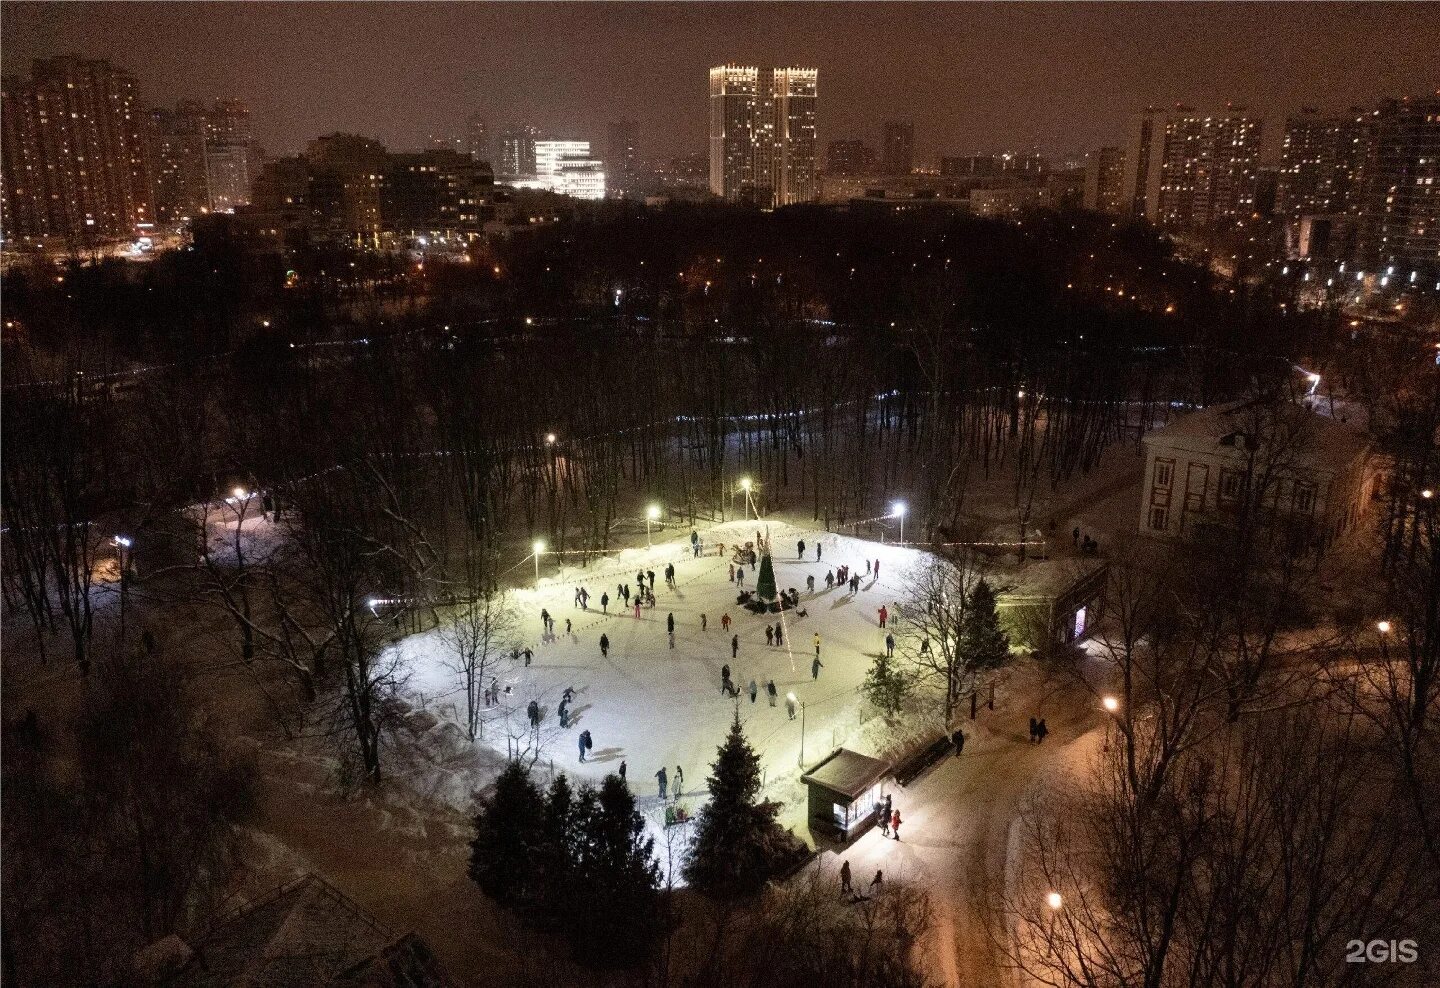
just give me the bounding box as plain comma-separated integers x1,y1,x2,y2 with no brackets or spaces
740,477,752,492
545,433,556,445
647,505,661,521
1046,891,1063,911
233,487,248,499
1377,620,1391,634
1102,695,1119,713
891,501,907,518
114,535,133,548
533,540,546,556
1422,489,1434,500
525,317,535,326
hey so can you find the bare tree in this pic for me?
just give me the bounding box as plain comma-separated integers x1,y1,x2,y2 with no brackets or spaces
439,589,518,742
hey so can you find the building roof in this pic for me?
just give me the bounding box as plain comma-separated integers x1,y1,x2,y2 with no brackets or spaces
1142,399,1370,476
170,874,451,987
995,558,1108,602
802,748,891,801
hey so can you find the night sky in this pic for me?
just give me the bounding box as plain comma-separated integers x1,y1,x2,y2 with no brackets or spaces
5,2,1436,162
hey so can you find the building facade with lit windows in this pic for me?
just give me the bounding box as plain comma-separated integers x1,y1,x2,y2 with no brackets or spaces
1139,400,1374,553
147,103,212,224
708,65,818,208
1082,145,1125,214
881,121,914,176
534,140,605,200
1354,95,1440,280
1,56,154,245
1276,108,1368,219
1120,107,1262,228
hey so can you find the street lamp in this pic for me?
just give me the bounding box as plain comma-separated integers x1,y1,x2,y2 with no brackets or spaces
1046,891,1063,911
545,432,556,446
1102,695,1119,751
533,540,546,585
788,693,806,767
1422,489,1434,500
646,504,661,548
891,501,907,544
1377,619,1392,661
740,477,752,520
1377,620,1391,634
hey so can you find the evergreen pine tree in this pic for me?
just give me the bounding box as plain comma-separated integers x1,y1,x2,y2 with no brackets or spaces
862,650,912,716
533,773,578,928
755,551,778,602
568,774,665,966
684,713,801,896
468,761,544,906
960,578,1011,672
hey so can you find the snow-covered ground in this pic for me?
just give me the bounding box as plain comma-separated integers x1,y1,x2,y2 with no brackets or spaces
392,518,933,868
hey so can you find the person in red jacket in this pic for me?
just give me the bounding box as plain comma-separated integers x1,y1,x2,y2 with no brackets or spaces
890,808,902,841
878,605,889,628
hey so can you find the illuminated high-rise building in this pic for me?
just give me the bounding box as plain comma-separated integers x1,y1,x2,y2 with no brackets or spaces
881,121,914,176
606,120,640,195
497,125,539,179
1082,146,1125,215
1277,109,1368,219
1120,106,1262,228
204,98,255,211
708,65,817,207
1,56,153,243
1354,95,1440,278
147,102,212,223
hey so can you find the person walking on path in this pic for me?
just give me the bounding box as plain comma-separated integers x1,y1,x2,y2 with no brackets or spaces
528,700,540,728
952,729,965,756
578,730,591,762
541,608,550,632
885,633,895,658
599,633,610,658
736,568,745,588
840,860,853,896
765,625,774,646
870,870,884,895
667,612,675,635
729,563,736,583
691,529,699,554
1029,717,1039,743
634,599,642,619
701,613,708,631
732,635,740,659
786,694,797,720
558,701,569,728
816,543,822,562
880,794,892,836
721,664,732,695
798,539,806,559
767,679,777,706
619,760,627,782
647,570,656,591
674,765,684,799
812,656,824,680
1037,718,1049,743
655,766,668,800
878,605,888,629
890,808,902,841
565,618,572,635
523,647,533,667
775,626,783,647
749,678,758,704
600,592,609,614
807,574,815,593
721,612,732,632
874,559,880,580
813,632,822,657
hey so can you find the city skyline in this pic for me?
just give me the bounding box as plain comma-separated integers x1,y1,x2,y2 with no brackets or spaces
5,2,1436,162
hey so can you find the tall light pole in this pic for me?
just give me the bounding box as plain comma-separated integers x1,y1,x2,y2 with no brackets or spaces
533,540,545,586
892,501,907,544
646,504,660,548
740,477,752,520
1377,619,1392,660
1102,695,1119,752
790,693,806,767
114,535,132,644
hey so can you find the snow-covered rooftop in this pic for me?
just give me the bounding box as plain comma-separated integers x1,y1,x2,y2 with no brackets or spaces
802,748,891,800
1142,399,1371,475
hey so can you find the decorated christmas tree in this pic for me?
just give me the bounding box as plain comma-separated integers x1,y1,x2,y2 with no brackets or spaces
754,550,778,602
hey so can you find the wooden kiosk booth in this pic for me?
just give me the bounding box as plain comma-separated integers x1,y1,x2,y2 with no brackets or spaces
801,748,892,843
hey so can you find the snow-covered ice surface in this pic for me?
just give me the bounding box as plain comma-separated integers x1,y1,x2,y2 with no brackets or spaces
390,518,931,875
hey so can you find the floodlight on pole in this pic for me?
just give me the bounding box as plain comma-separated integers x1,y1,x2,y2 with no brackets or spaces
545,433,556,446
892,501,907,543
1102,695,1119,751
646,504,661,547
1377,620,1391,634
1046,891,1063,911
533,540,546,584
740,477,753,519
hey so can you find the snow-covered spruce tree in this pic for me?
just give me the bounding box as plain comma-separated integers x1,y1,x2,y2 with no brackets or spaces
532,773,578,929
755,551,778,603
684,713,801,896
468,761,544,907
862,650,912,717
567,774,666,966
960,578,1011,672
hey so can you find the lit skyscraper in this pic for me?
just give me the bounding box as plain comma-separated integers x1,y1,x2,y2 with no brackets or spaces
1120,106,1262,228
535,140,605,200
606,119,640,195
1,56,153,243
498,125,539,179
204,98,256,211
147,102,212,223
1354,95,1440,278
1277,109,1368,219
709,65,817,207
1082,146,1125,215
